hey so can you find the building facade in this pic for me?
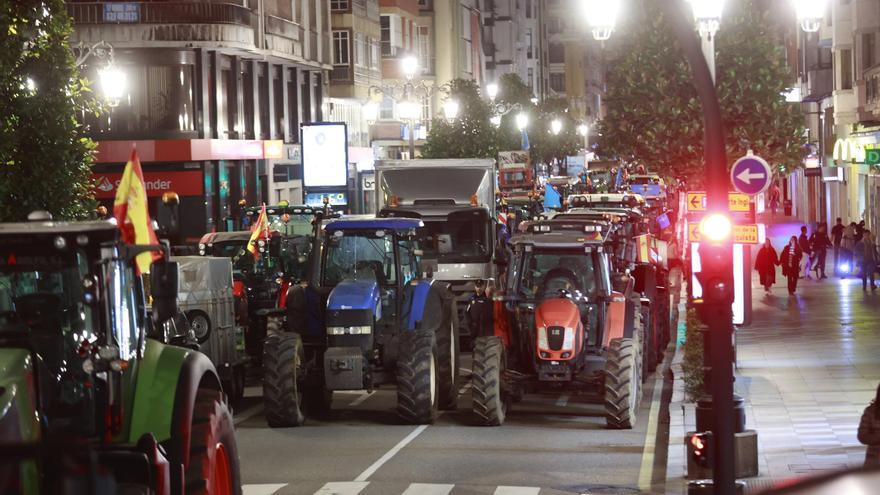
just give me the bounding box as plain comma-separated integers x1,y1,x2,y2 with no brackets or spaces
68,0,331,241
481,0,544,97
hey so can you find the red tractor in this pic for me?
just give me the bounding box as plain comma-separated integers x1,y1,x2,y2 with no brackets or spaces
472,223,645,428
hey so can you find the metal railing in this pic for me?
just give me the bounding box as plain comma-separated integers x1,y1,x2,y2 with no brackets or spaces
67,2,255,27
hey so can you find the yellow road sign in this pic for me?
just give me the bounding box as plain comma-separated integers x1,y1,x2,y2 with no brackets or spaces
688,223,759,244
686,192,751,212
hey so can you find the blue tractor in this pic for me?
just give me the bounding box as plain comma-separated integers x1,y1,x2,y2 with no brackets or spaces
262,218,461,426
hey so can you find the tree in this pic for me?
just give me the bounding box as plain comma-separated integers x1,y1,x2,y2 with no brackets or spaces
421,79,498,159
0,0,98,222
597,0,806,183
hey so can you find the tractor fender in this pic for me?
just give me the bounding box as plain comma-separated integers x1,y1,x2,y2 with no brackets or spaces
403,280,451,332
602,291,628,348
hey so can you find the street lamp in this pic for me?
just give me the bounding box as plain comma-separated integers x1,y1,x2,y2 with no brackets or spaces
401,55,419,80
363,100,379,122
550,119,562,135
98,66,126,106
515,112,528,131
442,99,460,120
687,0,725,83
577,124,589,137
582,0,621,41
486,83,499,102
793,0,828,33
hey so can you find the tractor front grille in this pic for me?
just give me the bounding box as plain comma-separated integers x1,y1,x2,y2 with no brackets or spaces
547,326,565,351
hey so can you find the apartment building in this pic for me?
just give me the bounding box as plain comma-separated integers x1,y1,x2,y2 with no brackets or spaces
67,0,332,239
481,0,545,97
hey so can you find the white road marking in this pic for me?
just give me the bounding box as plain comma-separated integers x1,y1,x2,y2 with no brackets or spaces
401,482,455,495
638,373,665,491
234,403,265,426
493,487,541,495
554,393,570,407
314,481,370,495
243,484,287,495
348,391,375,407
354,425,430,482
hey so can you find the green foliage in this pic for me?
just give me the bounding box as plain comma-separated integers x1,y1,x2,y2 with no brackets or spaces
0,0,99,222
423,75,583,165
597,0,806,183
681,308,705,401
421,79,499,159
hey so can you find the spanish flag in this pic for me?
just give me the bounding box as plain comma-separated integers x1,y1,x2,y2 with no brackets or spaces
247,204,269,260
113,148,160,274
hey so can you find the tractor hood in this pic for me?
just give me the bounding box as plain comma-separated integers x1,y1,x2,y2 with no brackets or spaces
327,279,380,312
534,298,581,330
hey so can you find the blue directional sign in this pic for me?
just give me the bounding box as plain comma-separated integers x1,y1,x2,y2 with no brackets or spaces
730,152,772,196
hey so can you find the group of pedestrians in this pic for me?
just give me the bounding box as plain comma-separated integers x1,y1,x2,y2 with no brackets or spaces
755,219,880,294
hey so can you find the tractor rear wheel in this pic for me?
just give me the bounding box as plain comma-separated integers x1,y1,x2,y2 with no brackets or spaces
436,300,461,410
397,330,439,424
472,336,507,426
185,389,242,495
263,333,306,427
604,337,640,429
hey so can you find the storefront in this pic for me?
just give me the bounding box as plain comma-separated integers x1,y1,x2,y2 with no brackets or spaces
92,138,283,244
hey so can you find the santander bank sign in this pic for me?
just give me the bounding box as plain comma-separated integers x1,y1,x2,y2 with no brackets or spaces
92,171,203,199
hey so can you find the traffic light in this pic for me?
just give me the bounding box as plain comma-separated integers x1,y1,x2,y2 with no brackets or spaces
695,213,734,317
690,431,714,469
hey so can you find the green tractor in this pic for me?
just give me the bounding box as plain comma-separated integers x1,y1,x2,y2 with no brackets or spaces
0,217,241,494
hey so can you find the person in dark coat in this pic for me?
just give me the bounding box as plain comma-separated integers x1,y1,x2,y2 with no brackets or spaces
858,383,880,467
754,238,779,293
798,226,813,279
809,223,832,279
779,236,803,295
831,218,845,275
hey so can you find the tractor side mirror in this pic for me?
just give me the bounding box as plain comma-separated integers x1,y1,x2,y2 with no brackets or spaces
150,260,180,324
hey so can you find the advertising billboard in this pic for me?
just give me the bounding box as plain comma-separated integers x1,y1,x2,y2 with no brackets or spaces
301,123,348,187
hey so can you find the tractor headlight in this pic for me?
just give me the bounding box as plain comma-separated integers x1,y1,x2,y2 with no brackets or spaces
327,325,372,335
199,243,206,250
562,327,575,351
537,327,548,349
199,249,206,256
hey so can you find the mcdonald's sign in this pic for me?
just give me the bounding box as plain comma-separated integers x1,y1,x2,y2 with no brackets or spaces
832,138,880,165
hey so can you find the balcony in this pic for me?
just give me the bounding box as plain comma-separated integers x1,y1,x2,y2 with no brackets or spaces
803,67,833,101
67,2,256,47
264,15,305,59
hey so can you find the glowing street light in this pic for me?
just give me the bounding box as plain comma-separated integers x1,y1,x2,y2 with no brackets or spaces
792,0,828,33
486,83,499,102
397,99,421,121
490,115,502,127
515,112,529,131
687,0,726,37
582,0,621,41
363,100,379,122
550,119,563,135
442,99,460,121
577,123,589,136
401,55,419,80
98,65,126,107
699,213,733,243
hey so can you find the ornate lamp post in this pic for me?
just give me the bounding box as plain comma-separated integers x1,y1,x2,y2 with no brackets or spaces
793,0,828,33
72,40,126,107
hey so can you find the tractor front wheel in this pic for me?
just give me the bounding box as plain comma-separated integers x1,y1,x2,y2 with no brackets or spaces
604,337,640,429
185,389,242,495
436,300,461,410
263,333,306,427
397,330,439,424
472,336,507,426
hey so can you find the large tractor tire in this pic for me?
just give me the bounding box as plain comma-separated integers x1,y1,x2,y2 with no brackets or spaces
185,389,242,495
604,337,640,429
262,333,306,427
436,300,461,410
472,336,507,426
397,330,440,424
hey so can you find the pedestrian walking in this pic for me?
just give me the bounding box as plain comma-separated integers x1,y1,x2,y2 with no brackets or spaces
798,226,813,279
754,238,779,293
842,222,858,278
831,218,845,276
858,383,880,467
855,230,878,292
779,236,803,295
856,220,866,243
768,183,781,221
809,223,832,279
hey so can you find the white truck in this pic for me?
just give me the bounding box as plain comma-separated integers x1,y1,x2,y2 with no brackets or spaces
374,159,497,340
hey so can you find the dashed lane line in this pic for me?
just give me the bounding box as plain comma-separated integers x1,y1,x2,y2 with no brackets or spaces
401,482,455,495
354,425,430,482
637,372,665,491
314,481,370,494
494,487,541,495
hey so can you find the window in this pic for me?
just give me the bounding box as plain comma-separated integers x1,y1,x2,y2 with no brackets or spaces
549,43,565,63
527,68,534,90
370,39,380,69
841,48,853,90
864,33,876,70
330,0,349,11
355,33,366,67
380,95,394,120
526,28,533,59
418,26,431,73
332,30,350,65
550,73,565,92
526,0,532,18
380,15,392,56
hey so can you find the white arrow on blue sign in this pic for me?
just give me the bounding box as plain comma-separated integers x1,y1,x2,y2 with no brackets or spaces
730,152,772,196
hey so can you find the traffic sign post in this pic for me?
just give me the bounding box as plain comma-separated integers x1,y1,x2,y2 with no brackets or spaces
730,152,772,196
688,223,759,244
686,192,751,212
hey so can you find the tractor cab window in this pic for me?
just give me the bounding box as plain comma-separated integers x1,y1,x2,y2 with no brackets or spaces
280,235,312,282
219,240,278,278
323,230,397,287
106,260,141,361
518,250,598,300
397,238,418,285
419,210,491,263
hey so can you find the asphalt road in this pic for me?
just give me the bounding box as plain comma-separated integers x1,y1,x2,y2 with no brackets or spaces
234,354,670,495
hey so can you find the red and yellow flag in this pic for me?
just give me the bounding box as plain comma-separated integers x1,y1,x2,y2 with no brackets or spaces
247,204,269,260
113,148,160,274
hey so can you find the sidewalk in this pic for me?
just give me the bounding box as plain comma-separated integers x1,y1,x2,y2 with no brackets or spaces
665,219,880,493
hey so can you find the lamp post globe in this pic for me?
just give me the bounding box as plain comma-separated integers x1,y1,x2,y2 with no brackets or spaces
582,0,621,41
363,100,379,122
515,112,529,131
550,119,562,135
401,55,419,80
577,124,589,136
687,0,725,36
486,83,499,102
443,99,460,121
98,65,126,106
792,0,828,33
